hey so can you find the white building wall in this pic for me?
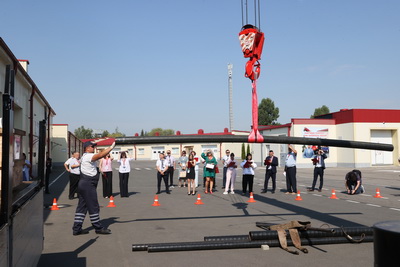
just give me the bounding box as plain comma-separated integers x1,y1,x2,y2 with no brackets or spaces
51,125,69,164
353,122,399,167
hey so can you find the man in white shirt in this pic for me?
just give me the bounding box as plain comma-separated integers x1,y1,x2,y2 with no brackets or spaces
72,141,115,236
285,145,297,194
156,152,170,194
222,149,230,189
165,150,176,188
64,151,81,199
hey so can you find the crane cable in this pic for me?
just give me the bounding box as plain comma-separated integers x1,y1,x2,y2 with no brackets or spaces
241,0,261,29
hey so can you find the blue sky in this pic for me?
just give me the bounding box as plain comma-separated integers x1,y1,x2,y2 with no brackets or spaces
1,0,399,135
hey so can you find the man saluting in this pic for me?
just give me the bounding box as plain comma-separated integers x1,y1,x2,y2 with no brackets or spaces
72,140,115,236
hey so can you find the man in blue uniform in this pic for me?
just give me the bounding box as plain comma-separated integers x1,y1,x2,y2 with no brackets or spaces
285,145,297,194
307,149,327,192
72,140,115,235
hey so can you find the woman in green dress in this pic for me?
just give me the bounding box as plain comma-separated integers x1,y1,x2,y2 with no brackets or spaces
201,150,218,194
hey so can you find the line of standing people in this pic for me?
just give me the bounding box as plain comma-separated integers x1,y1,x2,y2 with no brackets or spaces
65,150,134,200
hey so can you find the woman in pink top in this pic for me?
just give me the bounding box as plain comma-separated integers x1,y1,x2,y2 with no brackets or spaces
99,153,113,198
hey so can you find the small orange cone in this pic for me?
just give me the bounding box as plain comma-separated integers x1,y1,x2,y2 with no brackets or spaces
247,192,257,203
374,188,382,198
50,198,60,210
195,194,204,205
107,196,116,207
152,195,161,206
295,191,303,201
330,189,339,199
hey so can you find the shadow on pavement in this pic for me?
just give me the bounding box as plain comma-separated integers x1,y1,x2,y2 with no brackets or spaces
43,167,69,221
37,237,98,267
85,217,137,231
252,194,367,227
134,212,362,222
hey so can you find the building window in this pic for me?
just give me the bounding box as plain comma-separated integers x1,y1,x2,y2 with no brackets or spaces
138,148,145,155
172,147,179,155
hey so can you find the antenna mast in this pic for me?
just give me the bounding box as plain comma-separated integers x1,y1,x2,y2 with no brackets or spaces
228,63,234,132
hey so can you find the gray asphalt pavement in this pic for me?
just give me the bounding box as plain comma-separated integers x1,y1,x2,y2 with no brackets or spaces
38,161,400,267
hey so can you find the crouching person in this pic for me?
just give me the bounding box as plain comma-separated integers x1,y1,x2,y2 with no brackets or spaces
345,169,365,195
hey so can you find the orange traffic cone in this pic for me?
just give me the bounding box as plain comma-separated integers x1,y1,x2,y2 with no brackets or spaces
50,198,60,210
195,194,204,205
330,189,339,199
295,191,303,201
107,196,116,207
152,195,161,206
247,192,257,203
374,188,382,198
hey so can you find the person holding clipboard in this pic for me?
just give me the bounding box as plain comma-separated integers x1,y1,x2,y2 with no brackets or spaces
241,153,257,196
201,150,218,194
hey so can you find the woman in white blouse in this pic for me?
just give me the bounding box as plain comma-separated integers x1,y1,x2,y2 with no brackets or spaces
240,153,257,196
118,151,133,197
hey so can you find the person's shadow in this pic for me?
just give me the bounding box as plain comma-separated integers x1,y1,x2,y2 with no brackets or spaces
86,216,137,231
232,202,250,216
38,237,99,267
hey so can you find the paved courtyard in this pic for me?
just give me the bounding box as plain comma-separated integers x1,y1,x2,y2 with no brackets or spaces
38,160,400,266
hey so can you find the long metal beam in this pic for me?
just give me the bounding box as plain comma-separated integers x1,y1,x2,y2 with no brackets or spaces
116,135,393,151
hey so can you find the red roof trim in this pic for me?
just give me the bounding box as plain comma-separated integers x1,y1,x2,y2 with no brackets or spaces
18,59,30,64
259,123,291,131
330,109,400,124
291,119,336,125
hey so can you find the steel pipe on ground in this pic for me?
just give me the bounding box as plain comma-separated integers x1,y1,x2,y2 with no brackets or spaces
144,236,374,253
133,241,209,252
249,227,373,241
116,135,393,151
203,235,250,242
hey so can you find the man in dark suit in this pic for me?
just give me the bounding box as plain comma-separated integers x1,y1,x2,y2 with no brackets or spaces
262,150,279,193
308,149,327,192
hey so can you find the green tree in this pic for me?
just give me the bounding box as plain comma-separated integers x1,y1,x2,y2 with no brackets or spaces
101,130,110,137
241,143,246,160
140,129,145,136
74,126,93,139
146,128,175,136
258,98,280,125
246,144,251,156
109,127,126,138
311,105,330,118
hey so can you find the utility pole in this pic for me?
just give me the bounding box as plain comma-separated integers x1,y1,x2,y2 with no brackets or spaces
228,63,234,132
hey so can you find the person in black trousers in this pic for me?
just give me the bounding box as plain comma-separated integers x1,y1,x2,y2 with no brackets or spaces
72,141,115,235
118,151,133,198
156,152,170,194
240,153,257,195
99,153,114,198
64,151,81,199
284,145,297,194
262,150,279,193
165,150,176,188
308,149,327,192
